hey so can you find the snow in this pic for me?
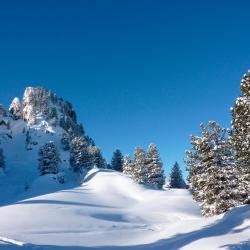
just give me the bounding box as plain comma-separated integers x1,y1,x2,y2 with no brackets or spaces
0,118,71,205
0,87,249,249
0,168,249,250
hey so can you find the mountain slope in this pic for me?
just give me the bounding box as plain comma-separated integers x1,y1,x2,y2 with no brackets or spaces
0,169,249,250
0,86,96,205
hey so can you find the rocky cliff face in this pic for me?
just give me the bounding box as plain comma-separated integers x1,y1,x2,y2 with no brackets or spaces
9,87,83,137
0,87,98,203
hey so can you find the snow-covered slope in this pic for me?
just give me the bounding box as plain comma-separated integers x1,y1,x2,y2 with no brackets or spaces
0,86,249,249
0,169,249,250
0,87,90,205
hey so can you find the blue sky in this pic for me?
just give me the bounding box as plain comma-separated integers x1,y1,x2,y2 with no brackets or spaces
0,0,249,176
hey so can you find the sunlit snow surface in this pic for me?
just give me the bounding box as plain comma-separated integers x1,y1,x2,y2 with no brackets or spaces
0,169,249,250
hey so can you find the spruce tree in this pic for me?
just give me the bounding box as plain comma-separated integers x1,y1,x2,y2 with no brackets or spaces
230,70,250,197
70,136,92,172
133,147,147,184
38,141,60,176
88,145,106,168
61,133,70,151
185,121,247,216
146,143,165,189
0,148,5,172
106,163,112,169
169,162,186,188
122,154,133,177
111,149,123,172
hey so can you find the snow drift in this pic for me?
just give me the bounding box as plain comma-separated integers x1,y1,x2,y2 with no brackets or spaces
0,169,249,250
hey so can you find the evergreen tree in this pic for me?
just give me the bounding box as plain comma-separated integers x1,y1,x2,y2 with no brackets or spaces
230,70,250,197
146,143,165,189
25,130,32,150
38,141,60,175
185,121,247,216
85,135,95,146
122,154,133,177
169,162,186,188
88,145,106,168
70,136,92,172
106,163,112,169
48,107,58,126
133,147,147,184
0,148,5,172
111,149,123,172
61,133,70,151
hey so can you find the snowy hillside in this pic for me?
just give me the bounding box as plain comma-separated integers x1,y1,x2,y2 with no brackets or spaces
0,86,98,204
0,86,249,250
0,169,249,250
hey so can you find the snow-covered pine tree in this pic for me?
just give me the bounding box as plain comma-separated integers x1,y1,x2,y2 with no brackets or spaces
88,145,106,168
169,162,186,188
146,143,165,189
48,107,58,126
70,136,92,172
133,147,147,184
230,70,250,197
61,133,70,151
38,141,60,176
122,154,133,177
185,121,247,216
0,148,5,172
111,149,123,172
85,135,95,146
9,97,22,120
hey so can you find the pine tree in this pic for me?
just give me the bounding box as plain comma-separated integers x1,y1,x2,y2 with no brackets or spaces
61,133,70,151
111,149,123,172
185,121,248,216
122,154,133,177
146,143,165,189
169,162,186,188
70,136,92,172
106,163,112,169
230,70,250,197
133,147,147,184
88,145,106,168
0,148,5,172
48,107,58,126
38,141,60,176
85,135,95,146
25,130,32,150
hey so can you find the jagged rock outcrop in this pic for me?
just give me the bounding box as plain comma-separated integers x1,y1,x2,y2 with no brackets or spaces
9,97,22,120
9,87,84,137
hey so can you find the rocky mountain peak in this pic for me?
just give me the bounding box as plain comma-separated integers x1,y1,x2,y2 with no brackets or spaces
9,86,84,137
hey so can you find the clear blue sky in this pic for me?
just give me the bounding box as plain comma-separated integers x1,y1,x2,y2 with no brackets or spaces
0,0,249,176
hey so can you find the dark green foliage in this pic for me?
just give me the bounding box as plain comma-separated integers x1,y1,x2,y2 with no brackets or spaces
38,141,60,176
70,136,92,172
146,144,165,189
88,146,106,168
111,149,123,172
185,121,248,216
169,162,186,188
0,148,5,171
230,70,250,196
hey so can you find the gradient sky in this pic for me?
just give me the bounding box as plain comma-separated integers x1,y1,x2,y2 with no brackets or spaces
0,0,250,176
